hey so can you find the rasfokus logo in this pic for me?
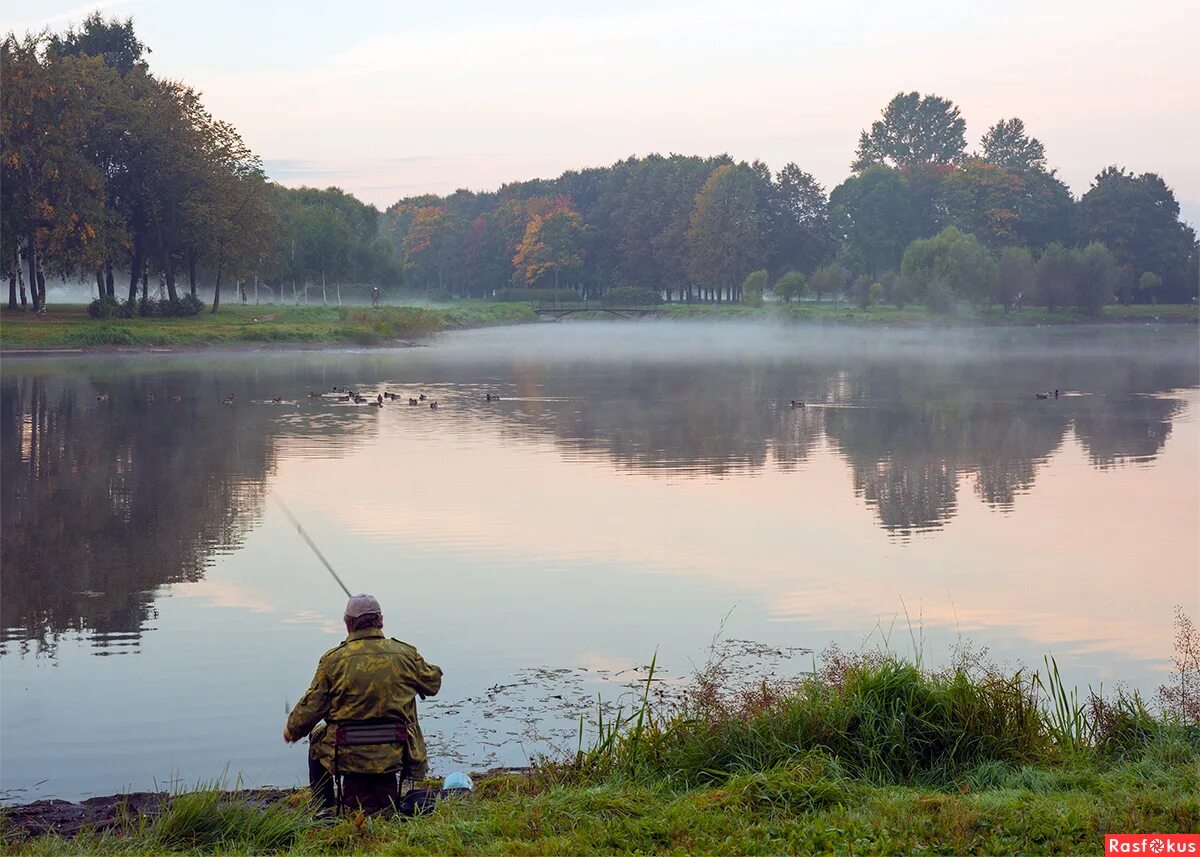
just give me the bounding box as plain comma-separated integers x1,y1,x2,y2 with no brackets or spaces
1105,835,1200,854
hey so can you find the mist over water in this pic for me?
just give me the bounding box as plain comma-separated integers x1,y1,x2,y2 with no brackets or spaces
1,322,1196,802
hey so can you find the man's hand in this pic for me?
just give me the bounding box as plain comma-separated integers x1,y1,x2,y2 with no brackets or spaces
283,727,296,744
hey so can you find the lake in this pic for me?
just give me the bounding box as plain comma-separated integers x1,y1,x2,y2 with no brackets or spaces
2,322,1197,802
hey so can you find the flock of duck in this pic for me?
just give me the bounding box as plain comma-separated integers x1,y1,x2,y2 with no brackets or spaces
95,387,506,409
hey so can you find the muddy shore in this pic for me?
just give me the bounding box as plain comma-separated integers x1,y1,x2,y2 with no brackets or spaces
1,789,292,840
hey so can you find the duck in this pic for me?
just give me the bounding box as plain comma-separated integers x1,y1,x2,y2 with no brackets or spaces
486,393,502,402
272,396,284,404
377,394,384,405
429,401,438,410
368,399,383,408
408,398,419,406
790,400,804,408
1054,389,1061,399
96,393,110,402
1035,392,1050,400
419,393,426,401
223,394,236,405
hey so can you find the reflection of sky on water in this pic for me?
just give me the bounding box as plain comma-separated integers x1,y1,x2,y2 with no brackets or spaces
1,324,1197,801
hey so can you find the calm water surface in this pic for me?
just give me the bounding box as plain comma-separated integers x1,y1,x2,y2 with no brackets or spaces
2,322,1197,801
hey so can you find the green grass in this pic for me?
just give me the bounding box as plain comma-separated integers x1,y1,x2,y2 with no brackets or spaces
2,300,1193,350
661,301,1199,326
0,303,537,350
6,646,1198,855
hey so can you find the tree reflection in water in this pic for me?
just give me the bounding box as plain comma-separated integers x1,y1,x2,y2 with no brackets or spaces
0,337,1194,648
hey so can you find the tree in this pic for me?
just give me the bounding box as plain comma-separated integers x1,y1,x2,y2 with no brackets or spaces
997,246,1034,311
741,269,767,306
772,270,808,303
47,12,148,75
1076,242,1119,316
853,276,884,310
900,226,997,309
939,160,1074,250
1138,271,1162,303
829,167,921,277
1080,167,1196,302
1,36,111,311
809,263,845,303
685,164,765,302
1034,242,1078,312
772,163,834,274
979,118,1047,172
852,92,967,172
512,203,586,290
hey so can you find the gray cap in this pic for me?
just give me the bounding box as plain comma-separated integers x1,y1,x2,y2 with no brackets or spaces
344,593,382,618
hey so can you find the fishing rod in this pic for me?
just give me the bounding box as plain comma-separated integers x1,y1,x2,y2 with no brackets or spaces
276,497,353,598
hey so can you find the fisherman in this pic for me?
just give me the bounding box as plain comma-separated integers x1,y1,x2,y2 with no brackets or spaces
283,594,442,811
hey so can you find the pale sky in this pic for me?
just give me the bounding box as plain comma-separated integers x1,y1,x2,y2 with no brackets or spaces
5,0,1199,222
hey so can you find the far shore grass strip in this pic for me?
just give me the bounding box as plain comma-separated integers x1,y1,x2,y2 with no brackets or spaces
1,301,1195,351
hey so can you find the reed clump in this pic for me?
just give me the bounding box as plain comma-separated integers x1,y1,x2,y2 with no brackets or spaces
567,636,1199,791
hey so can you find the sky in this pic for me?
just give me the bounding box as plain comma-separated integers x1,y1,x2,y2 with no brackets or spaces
5,0,1199,222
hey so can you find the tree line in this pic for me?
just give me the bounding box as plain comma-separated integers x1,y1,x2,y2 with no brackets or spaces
385,91,1197,311
3,16,1196,315
1,15,399,314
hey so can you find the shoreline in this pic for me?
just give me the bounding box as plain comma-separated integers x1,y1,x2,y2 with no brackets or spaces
0,302,1196,355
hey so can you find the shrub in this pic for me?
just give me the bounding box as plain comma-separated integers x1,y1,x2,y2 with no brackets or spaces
810,263,845,302
998,246,1035,311
773,271,808,303
178,293,205,316
602,287,662,307
853,276,883,310
925,278,956,314
1076,242,1119,316
901,226,997,307
1035,243,1078,312
741,270,767,307
87,295,123,319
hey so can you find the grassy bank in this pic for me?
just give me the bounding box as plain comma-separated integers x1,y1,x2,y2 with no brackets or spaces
0,303,537,350
660,301,1200,325
2,301,1195,351
6,632,1198,855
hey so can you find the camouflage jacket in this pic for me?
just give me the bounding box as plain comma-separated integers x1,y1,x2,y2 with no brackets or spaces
287,629,442,779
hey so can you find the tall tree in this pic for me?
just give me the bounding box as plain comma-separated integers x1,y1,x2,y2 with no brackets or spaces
829,166,920,277
979,118,1047,172
1079,167,1197,302
512,203,586,290
773,163,835,274
685,164,766,302
939,160,1074,250
47,12,148,75
852,92,967,172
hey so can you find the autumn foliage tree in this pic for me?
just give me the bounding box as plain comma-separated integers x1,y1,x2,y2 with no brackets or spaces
512,200,586,290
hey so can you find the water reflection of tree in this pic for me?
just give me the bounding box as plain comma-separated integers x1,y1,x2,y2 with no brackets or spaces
482,354,1193,537
483,364,824,477
0,367,376,652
